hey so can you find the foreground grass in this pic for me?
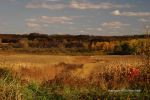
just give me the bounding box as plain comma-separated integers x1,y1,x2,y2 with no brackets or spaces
0,67,150,100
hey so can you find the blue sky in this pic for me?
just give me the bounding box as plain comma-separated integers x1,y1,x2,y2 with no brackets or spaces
0,0,150,36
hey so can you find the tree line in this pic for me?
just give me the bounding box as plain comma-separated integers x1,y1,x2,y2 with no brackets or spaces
0,33,147,55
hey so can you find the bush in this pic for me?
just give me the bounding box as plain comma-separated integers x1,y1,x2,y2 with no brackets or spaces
113,42,135,55
19,38,29,48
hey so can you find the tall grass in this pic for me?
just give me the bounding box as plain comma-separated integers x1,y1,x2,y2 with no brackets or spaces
0,55,149,99
0,63,150,100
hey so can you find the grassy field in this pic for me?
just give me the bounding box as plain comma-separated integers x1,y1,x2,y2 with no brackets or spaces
0,54,149,99
0,54,142,81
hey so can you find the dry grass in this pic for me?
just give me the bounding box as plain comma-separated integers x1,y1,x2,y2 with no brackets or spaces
0,54,149,99
0,54,142,82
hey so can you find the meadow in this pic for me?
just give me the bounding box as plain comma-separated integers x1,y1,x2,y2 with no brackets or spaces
0,54,142,81
0,54,149,99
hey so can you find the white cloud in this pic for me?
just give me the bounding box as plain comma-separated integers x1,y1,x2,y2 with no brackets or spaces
26,16,77,25
97,27,102,31
43,24,49,27
139,18,147,22
26,1,131,10
102,21,130,29
145,25,150,29
79,30,85,33
26,23,41,28
40,16,73,24
111,10,120,16
26,18,37,22
70,1,131,10
45,0,60,1
112,10,150,17
85,27,102,31
86,28,93,31
139,18,150,22
26,2,66,10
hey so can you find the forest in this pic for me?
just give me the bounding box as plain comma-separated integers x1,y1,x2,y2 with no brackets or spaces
0,33,147,55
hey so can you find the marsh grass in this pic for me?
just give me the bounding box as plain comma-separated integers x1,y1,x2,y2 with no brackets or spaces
0,66,149,100
0,55,150,99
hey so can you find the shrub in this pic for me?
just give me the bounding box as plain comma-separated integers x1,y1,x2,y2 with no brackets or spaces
19,38,29,48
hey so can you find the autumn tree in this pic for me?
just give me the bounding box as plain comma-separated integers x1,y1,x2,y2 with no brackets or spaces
19,38,29,48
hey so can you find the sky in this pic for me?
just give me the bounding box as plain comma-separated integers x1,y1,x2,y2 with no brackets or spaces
0,0,150,36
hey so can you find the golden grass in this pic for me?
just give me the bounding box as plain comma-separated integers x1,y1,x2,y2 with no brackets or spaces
0,54,142,82
0,54,149,99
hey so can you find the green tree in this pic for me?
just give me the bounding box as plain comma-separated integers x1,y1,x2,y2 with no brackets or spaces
121,42,135,55
113,42,135,55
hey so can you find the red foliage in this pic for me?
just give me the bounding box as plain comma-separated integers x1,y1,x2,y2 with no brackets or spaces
128,68,140,81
